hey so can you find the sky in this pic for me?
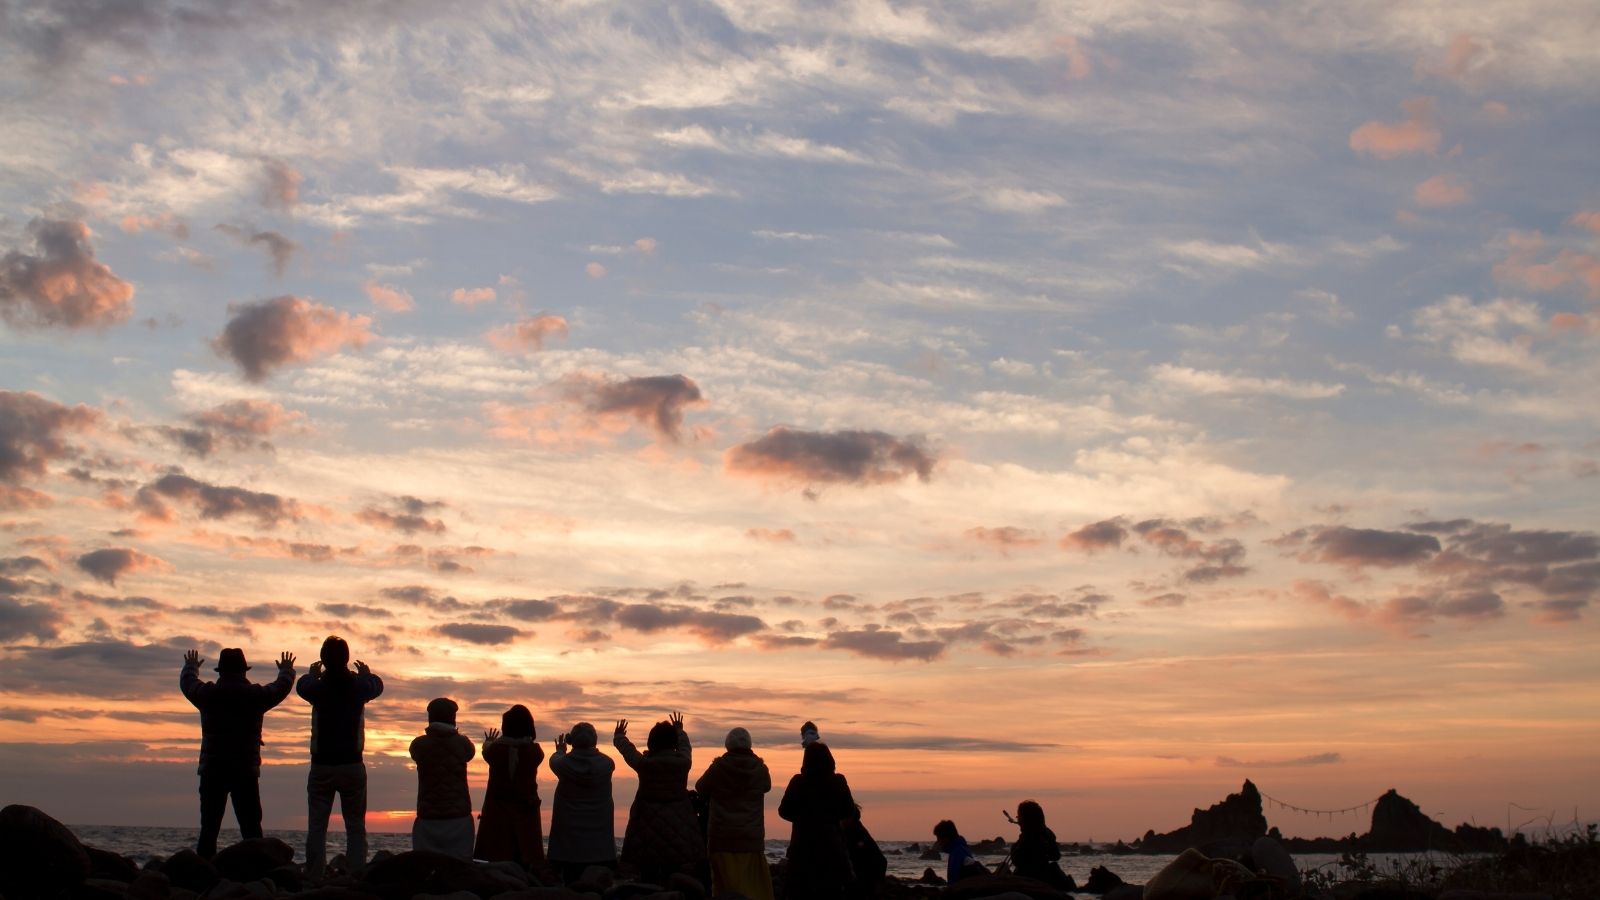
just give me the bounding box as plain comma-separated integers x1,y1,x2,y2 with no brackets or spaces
1,0,1598,843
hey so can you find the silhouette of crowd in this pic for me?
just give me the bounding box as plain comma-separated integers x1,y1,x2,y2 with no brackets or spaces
181,640,1060,896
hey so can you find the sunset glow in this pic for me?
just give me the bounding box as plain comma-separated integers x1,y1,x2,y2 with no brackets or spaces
1,1,1597,843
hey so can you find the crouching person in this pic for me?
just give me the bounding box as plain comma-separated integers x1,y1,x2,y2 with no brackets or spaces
410,697,476,858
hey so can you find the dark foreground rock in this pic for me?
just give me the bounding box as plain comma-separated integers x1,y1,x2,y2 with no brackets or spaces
0,804,92,897
212,836,296,883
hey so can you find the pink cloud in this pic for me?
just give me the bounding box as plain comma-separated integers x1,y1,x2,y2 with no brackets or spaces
485,314,569,352
585,262,607,279
634,237,658,254
1493,231,1600,300
965,526,1044,554
258,157,301,210
746,527,796,543
1415,33,1491,82
450,285,497,307
1349,97,1442,159
1061,518,1128,553
363,279,415,312
1413,174,1470,207
1568,211,1600,235
0,391,101,486
117,213,188,240
0,218,135,330
1054,35,1093,79
212,296,374,381
1480,100,1510,121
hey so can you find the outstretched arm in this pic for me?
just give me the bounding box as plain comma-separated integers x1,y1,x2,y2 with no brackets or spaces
612,719,643,769
260,651,295,709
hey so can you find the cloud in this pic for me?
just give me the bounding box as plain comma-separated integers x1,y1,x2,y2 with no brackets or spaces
1151,364,1344,399
214,223,296,276
1378,590,1506,630
559,373,704,443
612,604,765,643
1300,526,1441,569
1060,518,1129,553
160,399,300,456
1216,752,1343,768
75,548,168,585
1141,592,1187,608
964,526,1043,554
436,623,522,645
822,627,945,661
485,315,569,352
745,527,796,543
634,237,658,254
213,296,374,381
1415,33,1492,83
0,218,135,329
318,603,393,619
356,495,446,535
133,472,302,528
585,262,607,279
1570,211,1600,235
118,212,188,239
1349,97,1442,159
725,427,936,485
1492,231,1600,301
363,280,415,313
0,597,63,642
1413,174,1470,207
0,391,100,485
258,157,301,210
450,285,497,306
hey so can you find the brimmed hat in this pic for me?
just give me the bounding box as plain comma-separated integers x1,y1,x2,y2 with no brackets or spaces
215,648,250,673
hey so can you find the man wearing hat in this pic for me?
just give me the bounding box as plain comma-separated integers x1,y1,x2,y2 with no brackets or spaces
180,646,297,857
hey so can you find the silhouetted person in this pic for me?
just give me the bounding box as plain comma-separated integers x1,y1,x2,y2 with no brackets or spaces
800,720,820,748
409,697,476,858
1010,799,1073,890
297,636,383,880
180,647,295,857
778,741,856,899
548,721,616,882
615,712,703,885
475,704,547,870
844,803,887,900
933,819,985,884
694,727,773,900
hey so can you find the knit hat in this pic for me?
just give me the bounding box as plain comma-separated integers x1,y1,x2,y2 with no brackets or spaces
569,722,598,749
215,648,249,673
426,697,458,726
800,720,820,747
725,727,752,751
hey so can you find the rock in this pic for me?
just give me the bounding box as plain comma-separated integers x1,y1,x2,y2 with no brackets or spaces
917,867,945,885
666,872,706,900
361,850,480,895
1137,781,1269,853
1250,835,1300,895
480,860,532,889
1103,887,1144,900
919,847,942,860
159,850,219,894
293,888,386,900
944,875,1072,899
211,838,294,884
1437,892,1555,900
86,846,142,883
413,892,481,900
264,863,302,893
603,884,668,900
0,804,92,897
970,837,1009,854
78,879,133,899
1082,866,1126,894
496,889,601,900
127,869,171,900
578,866,616,891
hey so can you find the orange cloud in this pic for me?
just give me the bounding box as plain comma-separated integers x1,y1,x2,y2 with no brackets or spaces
746,527,796,543
1349,97,1441,159
634,237,658,254
1054,35,1094,80
965,526,1044,554
1415,33,1491,82
364,280,415,313
1568,211,1600,235
585,262,607,279
212,296,374,381
117,213,188,239
0,391,101,485
450,286,497,307
1413,174,1470,207
485,314,569,352
0,218,135,330
1493,231,1600,300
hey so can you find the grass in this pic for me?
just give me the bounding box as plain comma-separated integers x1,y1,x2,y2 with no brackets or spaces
1301,823,1599,900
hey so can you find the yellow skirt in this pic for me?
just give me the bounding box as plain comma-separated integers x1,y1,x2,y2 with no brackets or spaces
709,850,774,900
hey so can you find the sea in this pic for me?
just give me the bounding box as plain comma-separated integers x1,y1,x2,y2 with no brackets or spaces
68,823,1440,892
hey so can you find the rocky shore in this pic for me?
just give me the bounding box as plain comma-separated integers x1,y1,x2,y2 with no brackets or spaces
3,803,1592,900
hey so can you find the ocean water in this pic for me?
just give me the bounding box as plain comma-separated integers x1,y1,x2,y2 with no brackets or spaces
68,824,1432,892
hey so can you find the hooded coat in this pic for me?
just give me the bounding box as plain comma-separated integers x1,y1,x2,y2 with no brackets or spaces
615,726,704,870
180,658,294,771
694,748,772,853
778,768,856,895
548,743,616,864
474,736,546,865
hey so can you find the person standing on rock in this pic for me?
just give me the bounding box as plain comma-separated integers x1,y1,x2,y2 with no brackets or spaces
409,697,477,858
614,712,703,886
474,704,548,871
778,741,857,899
548,721,617,883
694,726,774,900
180,647,296,858
296,636,383,880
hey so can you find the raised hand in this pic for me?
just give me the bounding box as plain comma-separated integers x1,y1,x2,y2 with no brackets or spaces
668,710,684,730
278,651,296,670
614,719,628,739
556,734,568,753
354,660,370,676
183,649,201,667
309,661,324,678
485,727,501,744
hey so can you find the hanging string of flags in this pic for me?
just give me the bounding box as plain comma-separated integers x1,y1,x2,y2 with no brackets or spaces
1260,790,1386,820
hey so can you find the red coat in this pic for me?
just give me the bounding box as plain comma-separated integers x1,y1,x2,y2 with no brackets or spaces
474,737,546,865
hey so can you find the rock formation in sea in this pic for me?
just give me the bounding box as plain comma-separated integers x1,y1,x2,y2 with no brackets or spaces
1135,779,1269,853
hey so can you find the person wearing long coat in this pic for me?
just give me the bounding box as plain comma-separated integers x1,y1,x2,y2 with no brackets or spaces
778,741,856,899
548,721,616,883
408,697,476,859
474,705,546,870
694,727,773,900
614,713,704,884
1009,799,1074,890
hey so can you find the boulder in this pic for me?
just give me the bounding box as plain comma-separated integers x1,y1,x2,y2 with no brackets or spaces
264,863,302,893
1082,866,1126,894
496,889,602,900
158,850,219,894
943,875,1071,899
293,888,386,900
1250,835,1300,895
0,803,92,897
666,873,706,900
413,892,481,900
603,884,668,899
86,846,142,883
127,869,171,900
919,847,942,860
77,879,133,899
362,849,521,897
917,867,945,885
1103,887,1144,900
971,837,1009,854
211,838,294,884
